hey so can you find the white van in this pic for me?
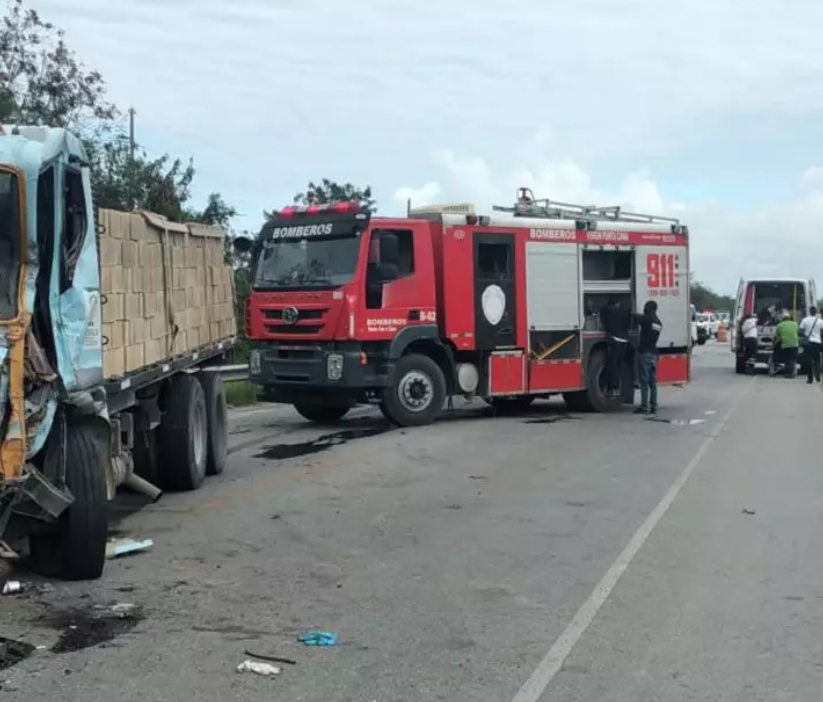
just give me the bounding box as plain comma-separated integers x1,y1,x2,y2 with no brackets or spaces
731,277,818,373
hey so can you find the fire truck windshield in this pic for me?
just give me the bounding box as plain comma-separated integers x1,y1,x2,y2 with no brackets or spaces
254,234,361,290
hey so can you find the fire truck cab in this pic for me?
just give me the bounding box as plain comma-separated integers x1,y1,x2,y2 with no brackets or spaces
237,190,691,426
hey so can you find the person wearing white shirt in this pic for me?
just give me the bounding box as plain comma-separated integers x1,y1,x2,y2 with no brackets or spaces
740,313,758,372
799,307,823,383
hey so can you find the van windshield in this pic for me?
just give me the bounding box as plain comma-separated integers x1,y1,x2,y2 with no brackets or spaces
0,170,22,319
754,282,807,325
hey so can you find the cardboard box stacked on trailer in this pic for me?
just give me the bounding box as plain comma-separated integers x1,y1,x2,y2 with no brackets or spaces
97,209,237,378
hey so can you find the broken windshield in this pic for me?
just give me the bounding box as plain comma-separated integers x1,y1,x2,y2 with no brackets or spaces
254,234,362,290
0,170,22,319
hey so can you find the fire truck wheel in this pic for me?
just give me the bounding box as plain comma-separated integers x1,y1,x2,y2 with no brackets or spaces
157,374,208,491
30,419,108,581
381,353,446,426
586,349,622,413
198,372,228,476
293,402,352,424
562,391,592,412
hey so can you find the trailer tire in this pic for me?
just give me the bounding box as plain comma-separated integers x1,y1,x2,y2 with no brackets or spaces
198,372,228,476
563,391,592,412
30,420,108,581
157,374,208,491
586,349,622,413
381,353,446,427
293,402,351,425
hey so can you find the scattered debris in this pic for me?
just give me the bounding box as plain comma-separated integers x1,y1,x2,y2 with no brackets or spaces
0,637,35,671
298,631,338,647
106,538,154,560
2,581,23,595
109,603,142,619
525,415,577,425
646,417,706,426
742,509,756,516
236,659,281,676
244,649,297,666
468,475,487,481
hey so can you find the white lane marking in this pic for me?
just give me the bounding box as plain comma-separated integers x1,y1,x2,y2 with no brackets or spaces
509,377,755,702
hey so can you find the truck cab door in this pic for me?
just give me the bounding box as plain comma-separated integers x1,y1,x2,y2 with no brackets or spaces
473,232,517,350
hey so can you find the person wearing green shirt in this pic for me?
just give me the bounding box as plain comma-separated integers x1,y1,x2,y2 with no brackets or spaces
774,312,799,378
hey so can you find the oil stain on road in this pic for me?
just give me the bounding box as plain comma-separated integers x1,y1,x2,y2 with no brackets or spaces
255,427,391,461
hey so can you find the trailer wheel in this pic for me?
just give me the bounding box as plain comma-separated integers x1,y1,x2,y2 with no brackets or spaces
30,419,108,581
586,349,622,413
198,372,228,476
562,391,592,412
381,353,446,426
157,374,208,491
293,402,352,424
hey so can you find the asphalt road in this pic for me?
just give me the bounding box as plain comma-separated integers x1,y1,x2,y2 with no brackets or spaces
2,342,822,701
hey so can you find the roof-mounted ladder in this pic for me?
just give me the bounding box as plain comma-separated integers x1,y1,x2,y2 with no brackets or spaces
492,187,681,226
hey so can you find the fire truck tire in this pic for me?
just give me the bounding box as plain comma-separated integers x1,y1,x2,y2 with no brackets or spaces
562,391,592,412
198,372,228,476
293,402,351,424
157,374,208,492
381,353,446,426
30,419,108,581
586,349,622,413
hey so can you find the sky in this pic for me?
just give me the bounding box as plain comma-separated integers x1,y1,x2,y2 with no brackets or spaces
31,0,823,295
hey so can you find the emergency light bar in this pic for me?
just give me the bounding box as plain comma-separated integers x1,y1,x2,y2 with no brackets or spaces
277,201,361,217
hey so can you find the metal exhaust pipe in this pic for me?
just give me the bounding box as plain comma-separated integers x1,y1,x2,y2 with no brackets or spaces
124,473,163,503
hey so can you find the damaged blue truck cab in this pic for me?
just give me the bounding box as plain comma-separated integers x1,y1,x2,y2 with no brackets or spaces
0,125,111,582
0,126,234,585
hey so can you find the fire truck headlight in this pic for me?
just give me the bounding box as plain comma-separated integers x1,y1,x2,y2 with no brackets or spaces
250,350,261,375
326,353,344,381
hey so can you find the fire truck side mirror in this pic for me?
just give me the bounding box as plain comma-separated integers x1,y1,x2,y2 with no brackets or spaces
232,236,253,254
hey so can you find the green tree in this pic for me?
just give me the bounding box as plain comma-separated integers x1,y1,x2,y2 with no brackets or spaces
690,281,734,311
0,0,116,128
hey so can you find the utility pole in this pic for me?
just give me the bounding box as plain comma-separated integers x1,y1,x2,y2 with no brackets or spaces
127,107,136,211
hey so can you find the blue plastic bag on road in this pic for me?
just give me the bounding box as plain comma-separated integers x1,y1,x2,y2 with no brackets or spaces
298,631,338,647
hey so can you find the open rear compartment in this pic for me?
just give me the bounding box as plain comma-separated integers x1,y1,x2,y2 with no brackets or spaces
582,249,634,331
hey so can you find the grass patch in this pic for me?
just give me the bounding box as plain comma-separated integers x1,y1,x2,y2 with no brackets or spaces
225,380,258,407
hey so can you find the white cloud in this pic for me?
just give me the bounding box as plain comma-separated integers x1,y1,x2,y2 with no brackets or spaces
395,148,823,295
22,0,823,294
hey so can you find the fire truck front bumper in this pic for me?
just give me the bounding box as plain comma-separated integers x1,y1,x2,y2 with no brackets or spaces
249,341,392,401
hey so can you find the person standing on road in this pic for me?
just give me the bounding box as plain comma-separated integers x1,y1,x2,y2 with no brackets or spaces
600,298,631,398
740,313,759,372
632,300,663,415
774,312,799,378
799,306,823,384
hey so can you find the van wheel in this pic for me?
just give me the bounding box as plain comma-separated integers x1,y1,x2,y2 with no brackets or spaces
293,402,351,424
157,374,208,491
563,391,592,412
30,420,108,581
198,372,228,475
586,349,622,413
381,353,446,427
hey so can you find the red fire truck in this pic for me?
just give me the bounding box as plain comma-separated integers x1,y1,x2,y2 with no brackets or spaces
235,189,691,426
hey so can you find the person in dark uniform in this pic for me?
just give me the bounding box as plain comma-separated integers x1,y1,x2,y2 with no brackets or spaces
600,297,631,398
632,300,663,415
